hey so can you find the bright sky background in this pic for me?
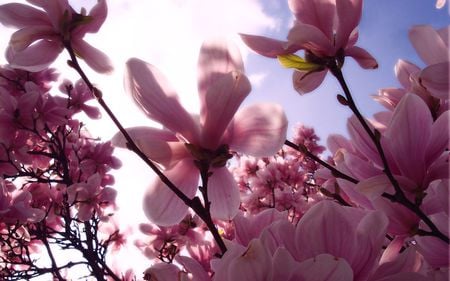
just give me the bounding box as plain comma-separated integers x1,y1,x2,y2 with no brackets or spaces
0,0,448,278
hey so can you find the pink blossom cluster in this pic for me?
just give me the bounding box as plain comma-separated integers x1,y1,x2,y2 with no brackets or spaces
232,124,325,222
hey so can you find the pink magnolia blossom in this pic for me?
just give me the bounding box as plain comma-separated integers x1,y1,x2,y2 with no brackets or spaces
113,39,287,226
0,0,112,73
240,0,378,94
67,173,117,221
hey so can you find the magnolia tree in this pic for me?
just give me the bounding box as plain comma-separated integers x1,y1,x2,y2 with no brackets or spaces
0,0,448,280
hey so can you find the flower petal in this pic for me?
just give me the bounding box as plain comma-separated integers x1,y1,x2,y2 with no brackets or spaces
426,110,449,166
287,22,333,55
125,58,199,142
419,62,449,100
72,39,113,73
9,26,56,51
111,127,190,169
74,0,107,35
0,3,51,28
292,68,327,94
409,25,449,65
197,38,244,105
385,94,432,184
291,253,354,281
336,0,363,49
239,33,293,58
201,71,251,149
345,46,378,69
6,40,61,72
288,0,335,40
394,59,420,90
208,167,240,221
226,103,287,157
143,159,198,226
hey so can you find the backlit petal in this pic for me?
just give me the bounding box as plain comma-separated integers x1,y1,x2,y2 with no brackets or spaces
208,168,240,221
72,39,113,73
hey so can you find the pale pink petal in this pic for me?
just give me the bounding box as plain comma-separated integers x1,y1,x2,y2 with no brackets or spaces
111,127,190,169
201,71,251,149
290,253,354,281
71,39,113,73
0,3,51,27
422,179,449,216
227,239,273,281
394,59,420,90
426,111,449,166
197,38,244,104
345,46,378,69
336,0,363,49
260,220,296,256
385,94,432,184
409,25,450,65
419,62,449,100
38,0,71,29
288,0,335,40
287,22,333,55
271,247,300,281
226,103,287,157
342,150,380,180
210,241,246,281
239,33,293,58
6,41,61,72
208,167,240,221
143,159,198,226
9,26,56,51
125,58,200,143
376,272,430,281
292,68,327,94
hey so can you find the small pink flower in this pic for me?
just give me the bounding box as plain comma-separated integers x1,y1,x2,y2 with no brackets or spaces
0,0,112,73
113,39,287,226
240,0,377,94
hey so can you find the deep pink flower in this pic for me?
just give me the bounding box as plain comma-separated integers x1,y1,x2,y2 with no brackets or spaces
240,0,378,94
113,39,287,226
0,0,112,73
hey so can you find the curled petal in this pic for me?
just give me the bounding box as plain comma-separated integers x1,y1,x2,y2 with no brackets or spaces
201,71,251,149
240,33,294,58
292,69,327,95
226,103,287,157
345,46,378,69
6,40,61,72
72,39,113,73
143,160,198,226
208,168,240,221
125,58,199,142
75,0,108,35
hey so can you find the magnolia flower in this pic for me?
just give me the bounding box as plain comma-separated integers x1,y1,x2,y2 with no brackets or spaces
0,0,112,73
240,0,377,94
113,39,287,226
